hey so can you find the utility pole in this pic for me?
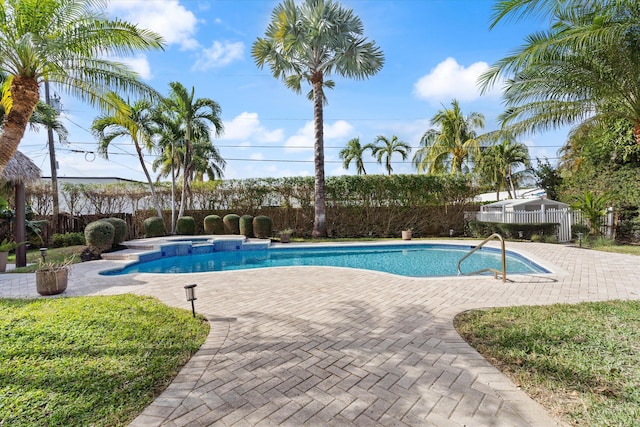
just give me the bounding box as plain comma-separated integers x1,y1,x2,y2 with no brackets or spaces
44,80,60,234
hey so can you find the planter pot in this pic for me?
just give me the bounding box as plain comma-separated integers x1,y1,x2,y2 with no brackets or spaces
0,251,7,272
35,268,68,296
401,230,412,240
279,233,290,243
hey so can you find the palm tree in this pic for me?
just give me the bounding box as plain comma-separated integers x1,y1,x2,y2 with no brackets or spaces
480,0,640,143
477,138,530,199
2,73,68,232
339,137,372,175
413,99,485,174
0,0,164,175
370,135,411,175
253,0,384,237
92,93,164,221
571,191,609,235
161,82,224,219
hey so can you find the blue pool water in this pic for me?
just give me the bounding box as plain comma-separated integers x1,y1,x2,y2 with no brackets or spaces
101,243,548,277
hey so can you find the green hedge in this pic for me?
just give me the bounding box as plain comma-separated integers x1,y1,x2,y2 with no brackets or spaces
467,221,559,240
203,215,224,235
85,221,114,252
144,217,166,238
176,216,196,235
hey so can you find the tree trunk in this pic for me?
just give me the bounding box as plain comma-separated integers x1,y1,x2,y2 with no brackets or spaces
133,140,164,223
0,76,40,174
634,122,640,145
171,148,176,234
311,72,326,238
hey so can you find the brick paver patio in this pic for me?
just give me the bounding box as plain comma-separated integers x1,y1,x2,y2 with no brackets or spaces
1,240,638,426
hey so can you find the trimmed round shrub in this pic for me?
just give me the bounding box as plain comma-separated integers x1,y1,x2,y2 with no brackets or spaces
100,217,127,246
253,216,272,239
204,215,224,235
85,221,114,252
239,215,254,237
144,216,166,238
223,214,240,235
176,216,196,235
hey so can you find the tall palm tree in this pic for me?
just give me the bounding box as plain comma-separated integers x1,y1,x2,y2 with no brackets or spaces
0,0,164,175
152,112,183,234
92,93,164,221
161,82,224,219
413,99,485,174
477,138,530,199
253,0,384,237
370,135,411,176
480,0,640,143
339,137,372,175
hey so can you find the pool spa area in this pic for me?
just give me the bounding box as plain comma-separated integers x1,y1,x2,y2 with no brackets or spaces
100,238,549,277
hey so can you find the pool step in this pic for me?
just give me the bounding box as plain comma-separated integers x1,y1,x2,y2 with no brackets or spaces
102,236,272,262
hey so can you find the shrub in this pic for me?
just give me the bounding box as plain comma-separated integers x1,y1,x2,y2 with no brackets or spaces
176,216,196,235
85,221,114,252
100,218,127,246
144,217,166,238
204,215,224,235
223,214,240,235
531,234,543,242
253,216,272,239
239,215,254,237
51,232,86,248
467,221,558,240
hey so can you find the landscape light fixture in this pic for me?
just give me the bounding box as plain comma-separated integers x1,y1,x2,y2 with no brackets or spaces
449,229,454,237
577,232,583,248
184,284,197,317
518,230,524,239
39,248,48,262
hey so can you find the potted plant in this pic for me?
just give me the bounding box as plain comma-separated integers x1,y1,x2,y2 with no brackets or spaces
0,238,24,273
279,229,293,243
35,257,73,296
401,228,412,240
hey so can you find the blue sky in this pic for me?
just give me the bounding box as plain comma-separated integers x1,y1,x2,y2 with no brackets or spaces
20,0,567,182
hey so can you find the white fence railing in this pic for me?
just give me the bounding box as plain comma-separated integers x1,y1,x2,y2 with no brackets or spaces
475,208,613,242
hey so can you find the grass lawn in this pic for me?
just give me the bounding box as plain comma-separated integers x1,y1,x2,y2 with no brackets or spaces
455,300,640,426
7,246,85,273
0,294,209,426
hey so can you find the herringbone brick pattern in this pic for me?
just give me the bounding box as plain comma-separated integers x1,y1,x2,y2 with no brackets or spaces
2,241,638,426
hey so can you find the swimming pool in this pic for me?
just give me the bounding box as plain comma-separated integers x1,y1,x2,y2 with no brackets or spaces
101,243,549,277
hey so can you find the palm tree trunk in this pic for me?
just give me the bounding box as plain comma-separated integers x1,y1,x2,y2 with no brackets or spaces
0,76,40,174
634,122,640,145
133,142,164,223
170,146,176,234
311,72,327,238
178,142,191,220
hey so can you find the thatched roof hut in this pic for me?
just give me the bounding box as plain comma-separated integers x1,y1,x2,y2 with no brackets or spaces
1,150,41,184
1,151,41,268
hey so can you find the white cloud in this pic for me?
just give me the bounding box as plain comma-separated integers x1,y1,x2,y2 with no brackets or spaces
113,55,153,80
107,0,199,50
285,120,354,151
413,57,501,103
221,112,284,143
192,41,244,71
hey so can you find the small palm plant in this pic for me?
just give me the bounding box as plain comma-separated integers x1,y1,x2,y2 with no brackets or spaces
571,191,609,235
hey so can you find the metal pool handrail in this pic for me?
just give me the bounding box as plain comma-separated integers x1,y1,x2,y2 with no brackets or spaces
457,233,507,282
